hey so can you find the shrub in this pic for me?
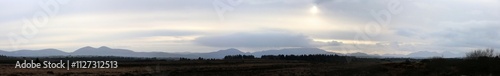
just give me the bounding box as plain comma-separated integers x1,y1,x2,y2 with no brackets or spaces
466,48,494,59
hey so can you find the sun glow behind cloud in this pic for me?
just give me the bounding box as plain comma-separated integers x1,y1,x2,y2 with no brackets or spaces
310,5,319,14
0,1,369,53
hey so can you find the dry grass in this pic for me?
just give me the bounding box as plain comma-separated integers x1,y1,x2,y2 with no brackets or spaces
3,58,497,76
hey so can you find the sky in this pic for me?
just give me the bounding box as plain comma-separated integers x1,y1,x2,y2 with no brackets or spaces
0,0,499,56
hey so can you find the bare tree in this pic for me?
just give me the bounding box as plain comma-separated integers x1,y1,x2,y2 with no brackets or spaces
466,48,494,59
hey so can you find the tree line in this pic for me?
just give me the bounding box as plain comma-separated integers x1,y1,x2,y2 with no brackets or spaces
223,55,255,59
261,54,354,62
222,54,355,63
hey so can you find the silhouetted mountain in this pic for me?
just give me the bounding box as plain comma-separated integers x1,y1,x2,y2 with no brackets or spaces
138,52,194,58
0,46,459,58
348,52,382,58
196,48,247,58
72,46,136,56
0,49,67,56
71,46,192,58
252,48,336,57
0,50,7,55
406,51,462,58
0,47,342,58
382,54,406,57
406,51,441,58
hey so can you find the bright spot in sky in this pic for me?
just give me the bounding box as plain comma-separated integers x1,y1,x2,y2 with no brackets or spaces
307,5,322,25
310,5,319,14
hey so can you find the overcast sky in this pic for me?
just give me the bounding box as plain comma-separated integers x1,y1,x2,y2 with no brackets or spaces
1,0,499,55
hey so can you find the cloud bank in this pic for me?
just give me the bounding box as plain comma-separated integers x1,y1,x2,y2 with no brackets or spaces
194,33,313,48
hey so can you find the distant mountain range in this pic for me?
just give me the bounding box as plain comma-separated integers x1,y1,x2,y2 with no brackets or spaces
0,46,463,58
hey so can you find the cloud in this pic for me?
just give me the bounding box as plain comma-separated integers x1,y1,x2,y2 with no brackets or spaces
124,30,200,37
1,0,499,56
194,32,313,47
326,40,343,46
309,0,500,53
396,29,416,37
313,0,391,22
430,20,500,49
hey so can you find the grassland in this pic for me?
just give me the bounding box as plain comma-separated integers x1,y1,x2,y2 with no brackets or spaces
1,56,500,76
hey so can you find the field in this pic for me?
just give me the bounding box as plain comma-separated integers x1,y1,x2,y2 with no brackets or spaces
1,56,500,76
1,59,374,76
